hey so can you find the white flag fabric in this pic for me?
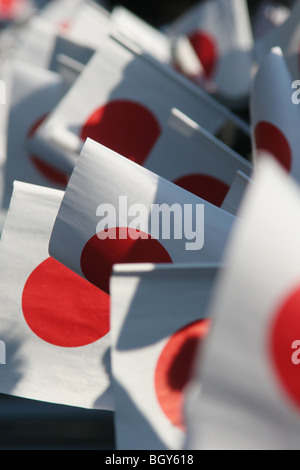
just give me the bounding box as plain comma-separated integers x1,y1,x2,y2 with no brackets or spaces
111,263,220,450
13,15,95,84
250,47,300,181
184,156,300,450
0,181,113,411
255,0,300,81
0,166,5,233
38,0,86,27
111,6,172,63
12,17,59,70
66,0,112,49
49,138,236,292
28,32,251,181
3,60,65,209
46,35,95,92
0,61,7,221
69,0,167,61
168,0,254,109
221,171,252,216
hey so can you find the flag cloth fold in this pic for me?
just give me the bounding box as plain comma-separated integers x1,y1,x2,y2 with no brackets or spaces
0,181,113,411
111,263,220,450
184,156,300,450
168,0,254,109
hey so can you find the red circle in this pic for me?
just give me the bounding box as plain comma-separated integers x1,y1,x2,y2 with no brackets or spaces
22,257,110,348
27,114,69,187
155,319,211,431
174,174,229,207
188,31,218,79
254,121,292,172
0,0,15,19
80,227,173,293
270,285,300,410
80,100,161,166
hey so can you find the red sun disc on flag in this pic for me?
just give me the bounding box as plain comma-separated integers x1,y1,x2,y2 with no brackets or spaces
27,114,69,187
155,319,211,431
80,100,161,166
270,285,300,410
174,174,229,207
254,121,292,173
188,31,218,79
80,227,173,293
0,0,16,19
22,257,110,348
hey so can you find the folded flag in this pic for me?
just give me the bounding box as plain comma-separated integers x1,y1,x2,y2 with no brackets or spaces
185,156,300,450
111,263,220,450
49,138,236,293
0,181,113,410
251,47,300,181
168,0,254,110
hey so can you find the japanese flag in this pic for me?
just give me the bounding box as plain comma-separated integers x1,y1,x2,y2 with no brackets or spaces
0,181,113,411
111,263,219,450
184,156,300,450
255,0,300,82
49,138,236,294
3,59,65,210
167,0,254,110
28,32,251,180
250,47,300,181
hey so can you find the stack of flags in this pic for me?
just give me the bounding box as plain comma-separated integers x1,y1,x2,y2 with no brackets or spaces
0,0,300,451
